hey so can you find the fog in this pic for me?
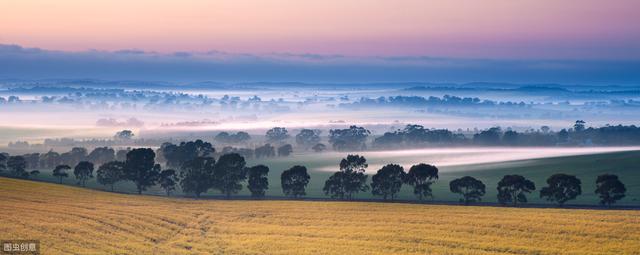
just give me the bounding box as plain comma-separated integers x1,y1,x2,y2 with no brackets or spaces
309,147,640,173
1,80,640,150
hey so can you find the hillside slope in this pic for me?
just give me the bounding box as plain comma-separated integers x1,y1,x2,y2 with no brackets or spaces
0,177,639,254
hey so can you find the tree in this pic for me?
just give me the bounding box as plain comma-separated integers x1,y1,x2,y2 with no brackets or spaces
40,150,61,168
87,147,116,166
573,120,586,132
234,131,251,143
161,140,215,169
266,127,290,143
74,161,94,187
52,164,71,184
371,164,405,200
323,172,349,199
180,157,216,198
323,155,369,200
312,143,326,152
595,174,626,207
502,130,519,146
277,144,293,157
496,175,535,206
158,169,179,196
557,129,569,143
473,127,501,145
115,130,134,140
96,161,125,191
540,126,551,133
213,153,247,199
255,144,276,158
281,165,310,198
215,132,231,143
124,148,160,194
540,173,581,206
23,153,41,169
404,163,439,200
60,147,88,167
449,176,486,205
247,165,269,198
296,129,321,148
329,126,370,151
215,131,251,144
0,153,7,173
7,156,29,178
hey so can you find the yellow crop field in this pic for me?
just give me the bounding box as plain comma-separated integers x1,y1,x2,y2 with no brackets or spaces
1,177,639,255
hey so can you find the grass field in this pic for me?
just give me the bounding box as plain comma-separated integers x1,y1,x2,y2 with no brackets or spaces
27,150,640,205
1,177,639,254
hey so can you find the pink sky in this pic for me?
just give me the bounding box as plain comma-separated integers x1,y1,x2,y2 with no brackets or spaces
1,0,639,59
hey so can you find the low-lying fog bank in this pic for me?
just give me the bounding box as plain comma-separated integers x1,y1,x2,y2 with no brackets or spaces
300,147,640,173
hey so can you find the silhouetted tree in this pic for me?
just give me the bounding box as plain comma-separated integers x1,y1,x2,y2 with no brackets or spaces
40,150,60,168
573,120,586,132
87,147,116,166
74,161,94,187
7,156,28,178
557,129,569,143
296,129,321,149
124,148,160,194
323,155,369,200
215,131,252,144
213,153,247,199
540,173,581,206
215,132,231,143
255,144,276,158
247,165,269,198
60,147,88,167
372,124,462,148
323,172,349,199
540,126,551,133
23,153,40,169
114,130,134,140
473,127,501,145
281,165,310,198
449,176,486,205
52,164,71,184
97,161,125,191
161,140,215,169
595,174,626,207
180,157,216,198
496,175,535,206
277,144,293,157
312,143,326,152
0,153,7,173
234,131,251,143
371,164,405,200
158,169,179,196
266,127,290,143
404,163,439,200
502,130,519,146
329,126,370,151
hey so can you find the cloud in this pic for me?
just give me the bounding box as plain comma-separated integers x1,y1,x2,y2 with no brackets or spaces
0,44,638,85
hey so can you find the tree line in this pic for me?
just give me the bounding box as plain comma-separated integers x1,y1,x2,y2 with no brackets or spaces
9,120,640,156
373,120,640,148
0,151,628,207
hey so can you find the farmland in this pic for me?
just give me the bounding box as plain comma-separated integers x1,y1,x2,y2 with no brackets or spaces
1,177,639,254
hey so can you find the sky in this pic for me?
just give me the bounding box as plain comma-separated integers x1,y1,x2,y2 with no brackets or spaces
1,0,639,84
